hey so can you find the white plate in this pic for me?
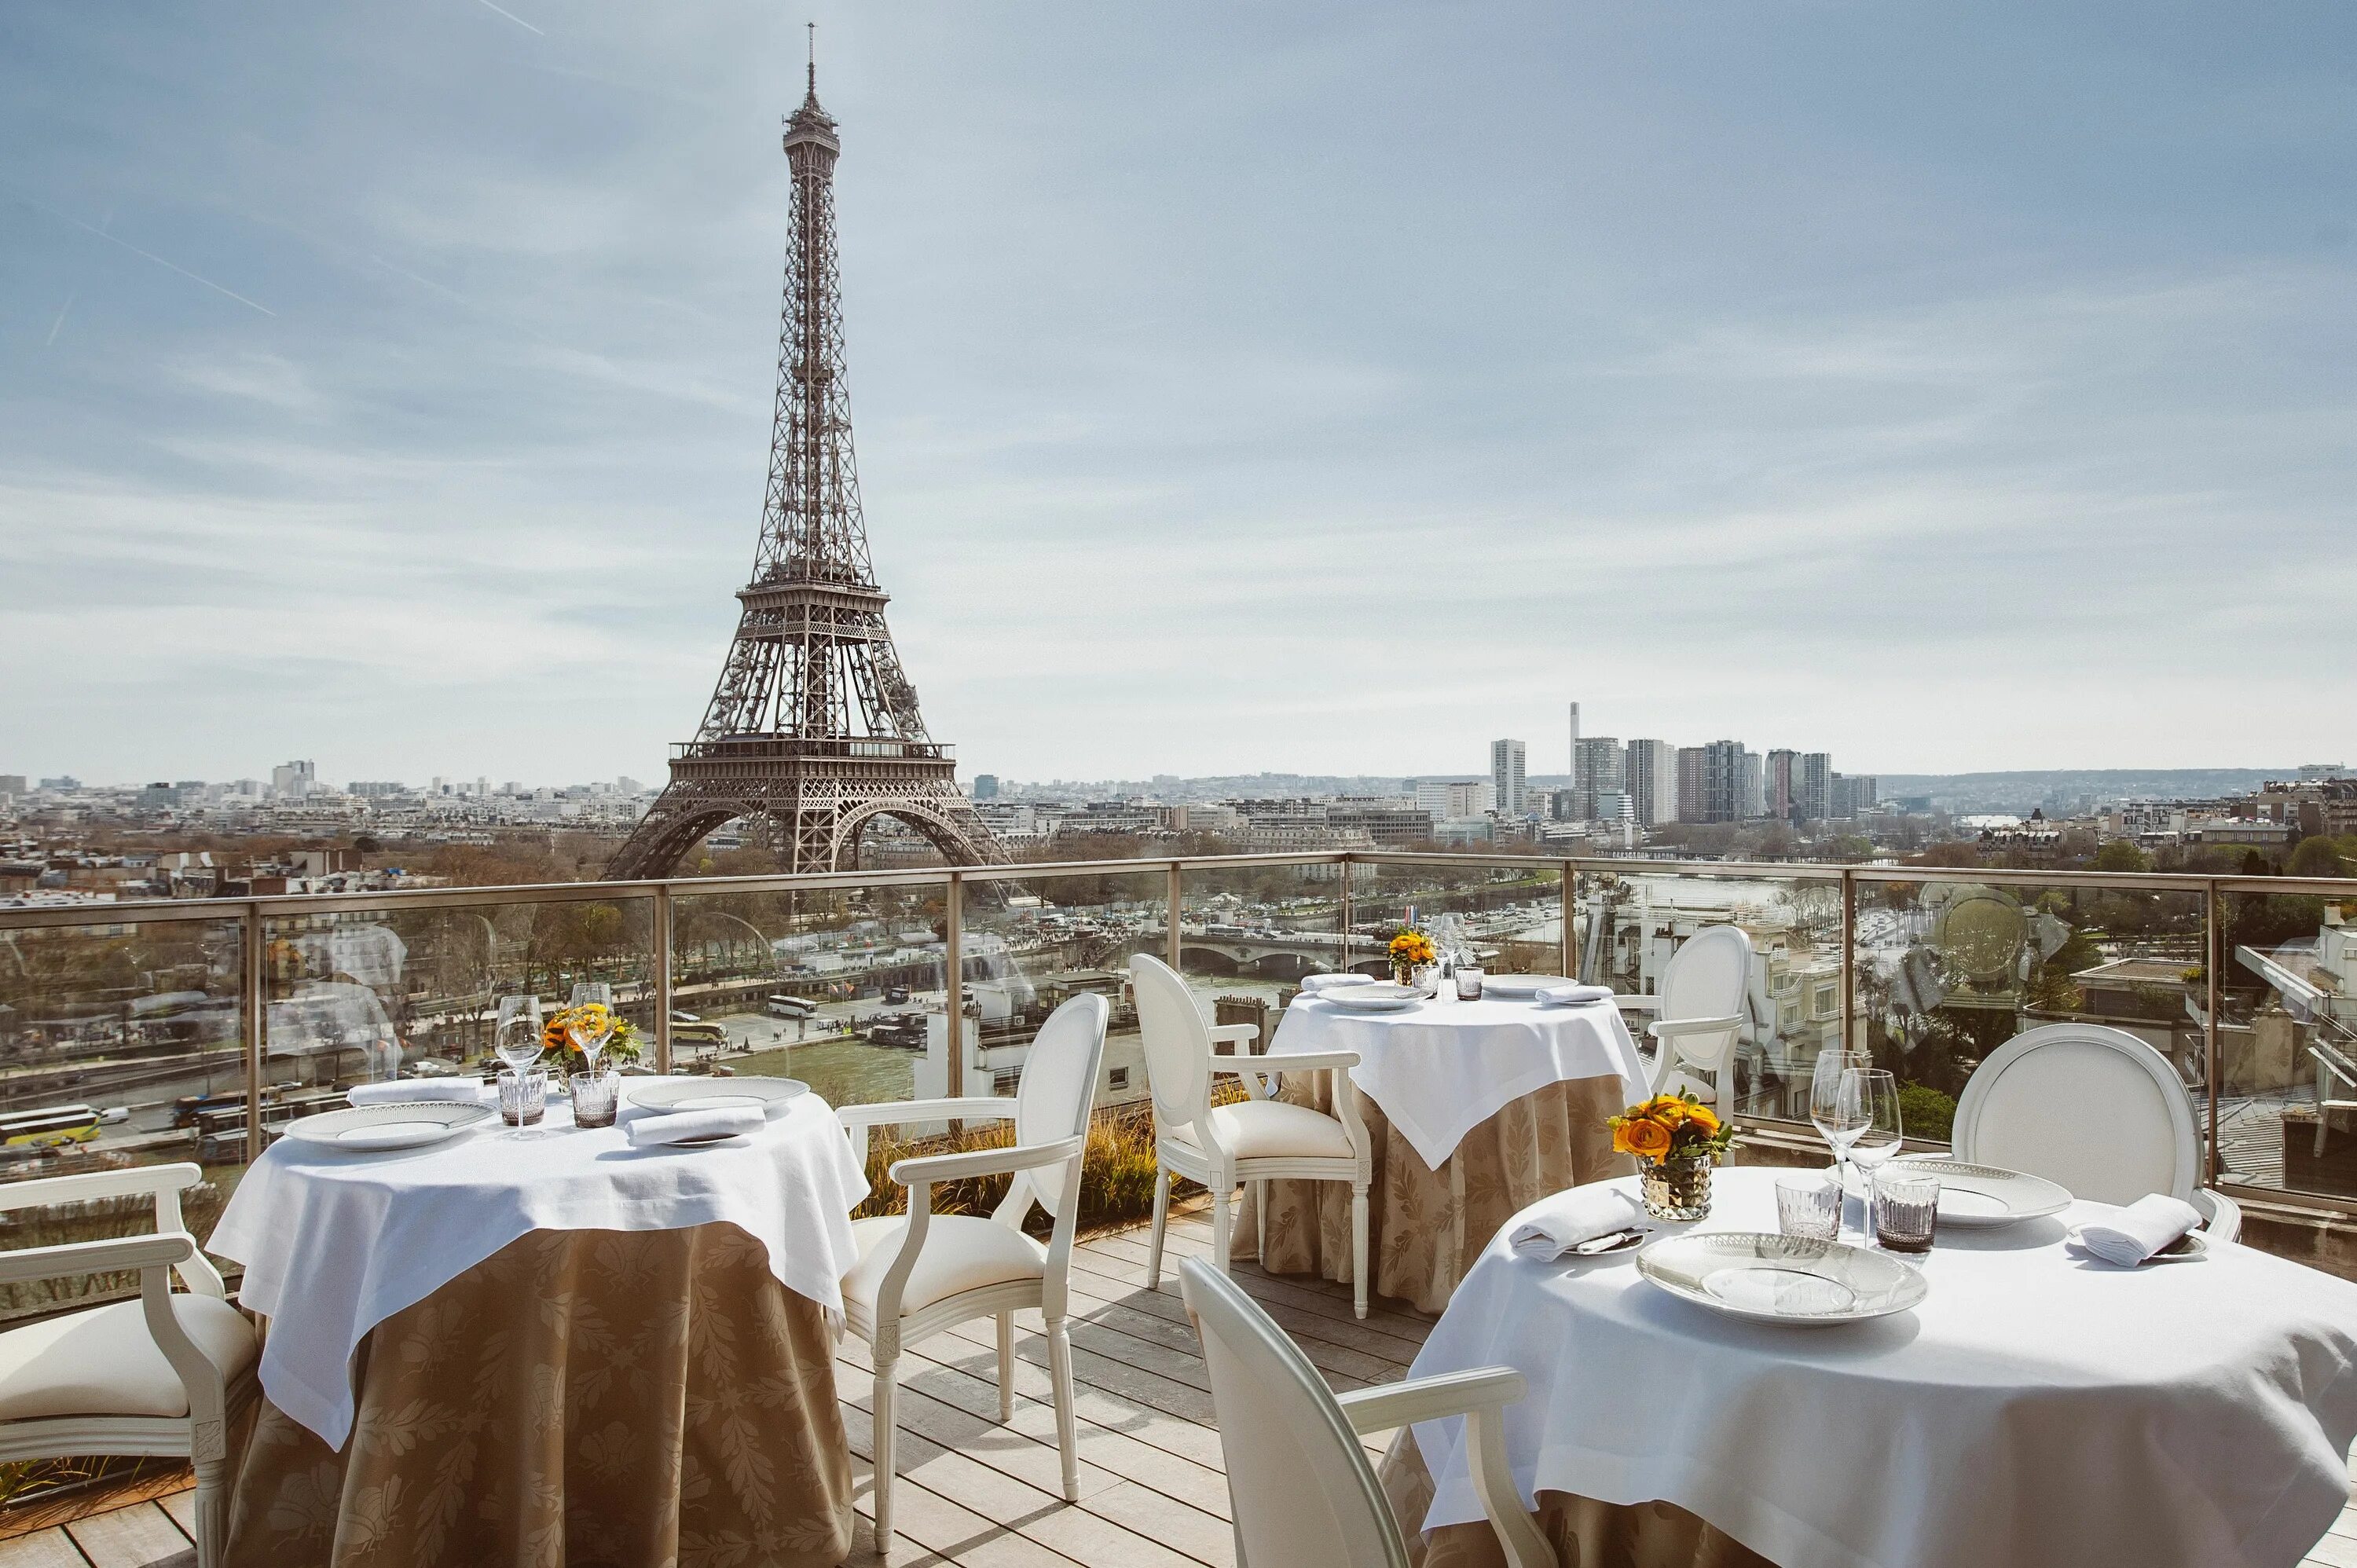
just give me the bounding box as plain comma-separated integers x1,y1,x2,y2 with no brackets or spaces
284,1101,496,1152
1839,1156,2073,1228
1321,988,1424,1013
1481,974,1578,998
1638,1231,1929,1324
625,1076,808,1117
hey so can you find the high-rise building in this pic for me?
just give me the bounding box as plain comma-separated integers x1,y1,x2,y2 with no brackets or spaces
1831,772,1877,819
1572,736,1623,820
271,760,314,800
0,775,24,797
1416,779,1496,819
1766,749,1798,822
1800,753,1832,822
973,774,999,800
1696,741,1747,824
1676,748,1709,823
1738,749,1765,820
1567,702,1580,778
1624,741,1678,827
1490,741,1527,815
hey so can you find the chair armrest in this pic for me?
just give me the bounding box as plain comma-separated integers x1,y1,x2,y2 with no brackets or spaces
1208,1022,1260,1050
0,1232,196,1288
890,1134,1085,1189
1334,1365,1526,1434
2194,1188,2243,1244
1236,1048,1360,1076
837,1097,1015,1130
1336,1367,1556,1568
1613,995,1662,1016
1647,1014,1743,1041
0,1162,205,1214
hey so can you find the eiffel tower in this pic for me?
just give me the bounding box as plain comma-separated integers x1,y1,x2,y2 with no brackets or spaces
607,51,1001,878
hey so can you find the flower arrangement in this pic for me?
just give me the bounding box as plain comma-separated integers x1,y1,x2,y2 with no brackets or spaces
1609,1090,1735,1167
1387,929,1435,984
540,1002,643,1075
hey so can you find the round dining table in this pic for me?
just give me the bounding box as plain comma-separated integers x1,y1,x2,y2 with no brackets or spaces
1391,1165,2357,1568
1247,986,1651,1313
207,1082,871,1568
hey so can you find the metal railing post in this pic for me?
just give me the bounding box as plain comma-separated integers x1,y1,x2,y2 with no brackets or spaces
1840,870,1857,1054
1165,862,1182,972
2205,878,2223,1185
241,903,265,1163
943,871,964,1101
651,885,674,1075
1560,859,1578,979
1338,855,1354,973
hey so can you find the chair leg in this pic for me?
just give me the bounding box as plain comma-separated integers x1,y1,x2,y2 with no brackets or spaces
872,1357,900,1559
1255,1178,1269,1263
995,1311,1016,1422
1147,1165,1171,1288
1351,1181,1369,1321
1047,1314,1081,1504
1210,1182,1233,1277
192,1454,228,1568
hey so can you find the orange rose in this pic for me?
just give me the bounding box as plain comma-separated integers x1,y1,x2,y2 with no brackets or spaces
1620,1117,1673,1161
1681,1103,1721,1136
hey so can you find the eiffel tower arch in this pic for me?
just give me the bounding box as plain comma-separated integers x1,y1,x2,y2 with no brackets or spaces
608,57,1002,880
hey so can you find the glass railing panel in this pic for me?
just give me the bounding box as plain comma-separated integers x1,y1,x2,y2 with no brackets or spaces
1852,873,2209,1152
0,911,247,1317
1354,857,1567,976
1176,859,1344,1045
1575,866,1847,1123
2213,885,2357,1203
669,878,950,1109
958,867,1167,1112
257,896,654,1140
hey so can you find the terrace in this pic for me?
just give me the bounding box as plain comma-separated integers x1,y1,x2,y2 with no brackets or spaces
4,850,2356,1566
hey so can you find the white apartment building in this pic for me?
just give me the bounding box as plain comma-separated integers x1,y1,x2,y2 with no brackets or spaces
1490,739,1527,816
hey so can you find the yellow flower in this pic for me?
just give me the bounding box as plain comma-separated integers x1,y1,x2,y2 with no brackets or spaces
1681,1103,1721,1136
1618,1117,1673,1161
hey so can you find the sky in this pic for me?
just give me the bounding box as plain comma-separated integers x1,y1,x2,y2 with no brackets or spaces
2,2,2352,789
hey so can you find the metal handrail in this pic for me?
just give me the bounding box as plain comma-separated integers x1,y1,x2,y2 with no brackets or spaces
5,849,2355,1214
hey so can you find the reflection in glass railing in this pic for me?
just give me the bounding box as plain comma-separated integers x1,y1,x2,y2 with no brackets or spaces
2215,888,2357,1203
961,870,1164,1112
1355,859,1566,976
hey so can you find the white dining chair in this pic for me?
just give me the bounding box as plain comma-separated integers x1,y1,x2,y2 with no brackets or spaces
834,991,1109,1557
1129,954,1374,1318
1177,1258,1556,1568
0,1163,259,1568
1953,1022,2242,1240
1619,924,1753,1103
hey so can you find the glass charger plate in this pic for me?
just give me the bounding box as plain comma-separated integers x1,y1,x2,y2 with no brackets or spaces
1638,1231,1929,1324
283,1101,497,1152
1838,1157,2073,1227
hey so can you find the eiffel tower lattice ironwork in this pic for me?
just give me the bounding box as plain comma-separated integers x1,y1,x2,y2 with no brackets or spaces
607,59,1001,878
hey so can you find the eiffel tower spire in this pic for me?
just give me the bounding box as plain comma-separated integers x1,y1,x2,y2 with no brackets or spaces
607,59,1001,877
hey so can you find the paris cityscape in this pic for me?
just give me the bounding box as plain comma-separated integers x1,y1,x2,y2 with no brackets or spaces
2,8,2355,1565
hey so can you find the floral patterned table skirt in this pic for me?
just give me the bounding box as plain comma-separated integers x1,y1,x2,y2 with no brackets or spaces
225,1223,853,1568
1380,1429,1777,1568
1236,1074,1634,1314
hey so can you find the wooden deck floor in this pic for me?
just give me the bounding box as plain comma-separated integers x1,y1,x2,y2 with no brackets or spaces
7,1205,2355,1567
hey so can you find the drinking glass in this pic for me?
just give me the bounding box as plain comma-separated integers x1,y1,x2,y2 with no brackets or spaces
1774,1171,1842,1243
1842,1068,1905,1240
1455,965,1484,1002
570,1071,620,1129
1809,1050,1872,1190
1873,1170,1941,1253
497,1068,548,1128
567,1007,616,1077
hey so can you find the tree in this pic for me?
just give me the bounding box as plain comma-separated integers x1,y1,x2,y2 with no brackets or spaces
2288,836,2352,878
1914,841,1981,869
2091,840,2152,874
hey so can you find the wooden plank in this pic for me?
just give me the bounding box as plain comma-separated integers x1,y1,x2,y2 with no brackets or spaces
148,1494,194,1547
842,1401,1212,1568
847,1455,1085,1568
1085,1226,1438,1343
2331,1504,2357,1542
63,1506,190,1568
1061,1246,1426,1372
0,1530,90,1568
2306,1530,2357,1568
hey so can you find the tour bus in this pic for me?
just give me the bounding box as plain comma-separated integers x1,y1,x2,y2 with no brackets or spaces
766,994,818,1020
0,1104,127,1156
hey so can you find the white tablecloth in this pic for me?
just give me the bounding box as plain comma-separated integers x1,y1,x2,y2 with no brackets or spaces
1408,1167,2357,1568
209,1084,870,1450
1269,990,1648,1167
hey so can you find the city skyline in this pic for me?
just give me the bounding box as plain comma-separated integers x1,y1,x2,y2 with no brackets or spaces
5,5,2354,782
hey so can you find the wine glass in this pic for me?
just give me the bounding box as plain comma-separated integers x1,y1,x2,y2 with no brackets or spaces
495,1000,544,1079
566,1005,615,1077
1842,1068,1905,1241
1809,1049,1872,1185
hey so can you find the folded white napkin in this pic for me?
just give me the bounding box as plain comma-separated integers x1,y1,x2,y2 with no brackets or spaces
347,1079,493,1107
625,1105,767,1148
2068,1193,2203,1266
1299,973,1376,992
1509,1186,1646,1259
1535,983,1615,1006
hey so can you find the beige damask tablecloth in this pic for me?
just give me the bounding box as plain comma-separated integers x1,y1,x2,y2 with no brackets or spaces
1234,1071,1634,1314
1379,1429,1776,1568
224,1222,852,1568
